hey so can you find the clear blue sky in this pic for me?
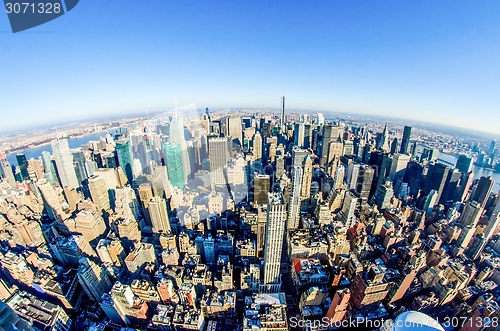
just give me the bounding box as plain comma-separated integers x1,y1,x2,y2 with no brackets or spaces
1,1,500,134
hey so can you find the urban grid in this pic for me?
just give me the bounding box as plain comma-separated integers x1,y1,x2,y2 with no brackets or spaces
1,98,500,331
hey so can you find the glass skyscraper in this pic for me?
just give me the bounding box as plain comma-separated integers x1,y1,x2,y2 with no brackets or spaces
163,142,185,189
115,139,133,184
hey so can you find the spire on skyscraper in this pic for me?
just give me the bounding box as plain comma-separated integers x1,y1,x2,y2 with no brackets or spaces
280,94,285,130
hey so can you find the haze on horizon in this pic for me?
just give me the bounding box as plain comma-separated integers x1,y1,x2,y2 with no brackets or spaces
1,1,500,135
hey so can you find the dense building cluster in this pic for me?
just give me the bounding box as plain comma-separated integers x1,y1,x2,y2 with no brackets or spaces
0,104,499,331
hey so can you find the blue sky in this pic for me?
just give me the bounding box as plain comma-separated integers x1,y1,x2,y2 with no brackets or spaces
1,1,500,134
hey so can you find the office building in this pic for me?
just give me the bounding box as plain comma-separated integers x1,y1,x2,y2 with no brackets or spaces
263,192,286,292
228,114,243,145
471,176,494,208
88,175,111,212
0,154,16,186
115,139,134,183
16,154,29,181
149,196,170,234
77,258,113,302
51,139,79,189
209,137,230,186
400,126,412,155
163,142,185,189
287,166,303,230
456,154,473,174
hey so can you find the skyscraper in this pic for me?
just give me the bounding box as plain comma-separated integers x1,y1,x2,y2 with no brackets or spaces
148,196,170,234
252,131,263,173
40,150,59,187
320,125,343,167
455,154,473,174
400,126,412,155
280,94,285,130
16,154,29,181
263,192,286,292
377,123,389,152
253,173,270,205
294,123,305,148
170,114,191,181
162,142,185,189
489,140,496,154
115,139,133,184
471,176,494,208
0,154,16,186
72,150,88,184
227,114,243,146
209,137,230,186
77,258,113,302
389,153,410,183
87,175,111,212
51,139,79,189
459,200,483,228
421,162,449,205
287,166,303,230
356,165,375,207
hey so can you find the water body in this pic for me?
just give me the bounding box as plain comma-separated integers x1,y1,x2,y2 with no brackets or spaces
415,144,500,191
436,151,500,192
7,130,117,165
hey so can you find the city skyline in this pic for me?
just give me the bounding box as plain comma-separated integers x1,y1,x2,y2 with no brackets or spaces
3,2,500,330
0,107,500,330
2,1,500,134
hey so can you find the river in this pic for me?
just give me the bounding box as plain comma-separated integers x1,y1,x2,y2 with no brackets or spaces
7,130,116,165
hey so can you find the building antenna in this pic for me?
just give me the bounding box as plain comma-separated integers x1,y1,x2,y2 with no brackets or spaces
175,97,178,121
55,123,59,141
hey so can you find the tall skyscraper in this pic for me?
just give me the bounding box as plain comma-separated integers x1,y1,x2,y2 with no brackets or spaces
263,192,286,292
169,114,191,181
339,190,358,228
72,150,88,184
356,165,375,207
389,154,410,183
459,200,483,228
294,123,305,148
209,137,230,186
471,176,494,208
36,179,69,222
287,166,303,230
421,162,449,205
0,154,16,186
16,154,29,181
51,139,79,189
252,131,263,173
253,173,270,205
377,123,389,152
87,175,111,212
321,125,343,167
489,140,496,154
162,142,185,189
455,154,473,174
400,126,412,155
115,139,133,184
227,114,243,146
280,94,285,130
77,258,113,302
40,150,59,187
148,196,170,234
439,168,461,205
